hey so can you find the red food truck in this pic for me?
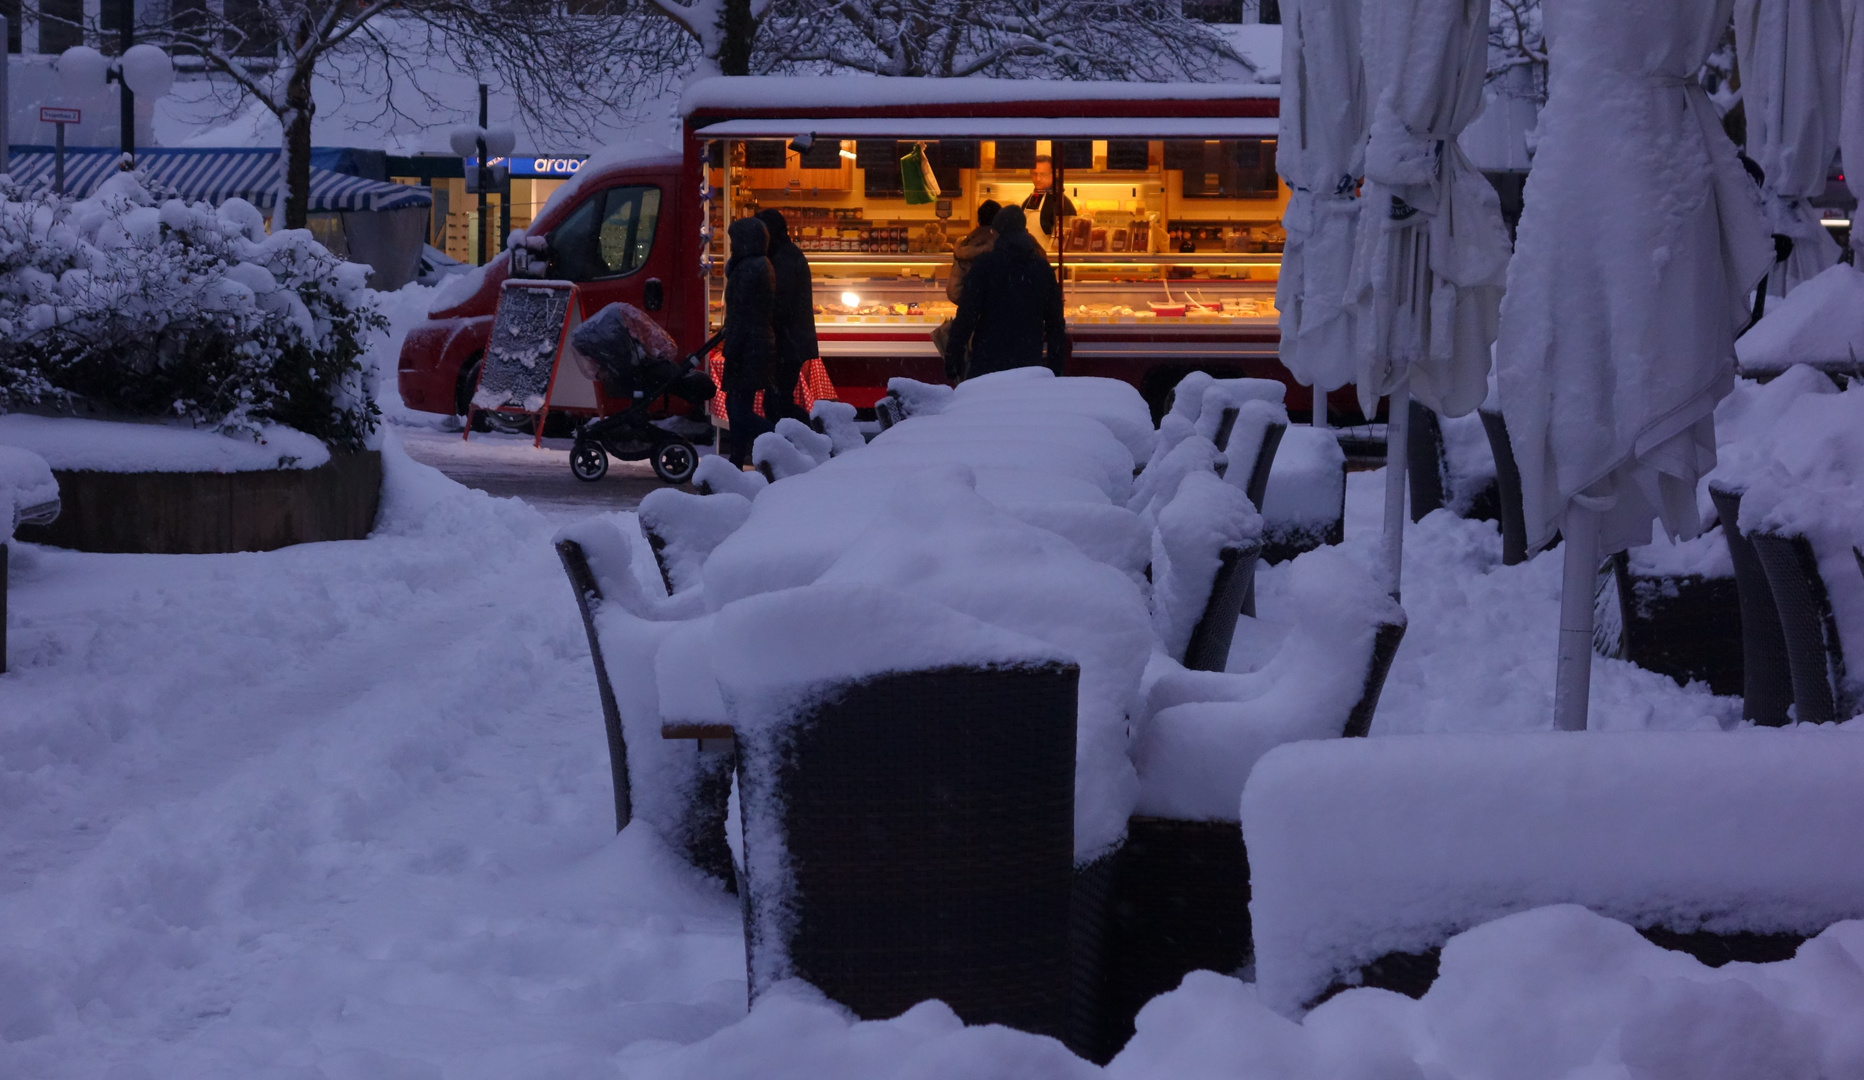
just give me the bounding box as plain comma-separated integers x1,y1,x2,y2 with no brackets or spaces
398,75,1335,423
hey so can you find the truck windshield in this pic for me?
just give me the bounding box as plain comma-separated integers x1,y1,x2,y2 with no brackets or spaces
549,185,661,281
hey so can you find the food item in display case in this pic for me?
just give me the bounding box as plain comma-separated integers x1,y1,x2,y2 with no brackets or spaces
1089,228,1108,252
1067,217,1092,248
1148,301,1188,317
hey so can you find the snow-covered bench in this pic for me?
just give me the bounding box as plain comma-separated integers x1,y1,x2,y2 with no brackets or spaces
1244,730,1864,1016
2,445,60,673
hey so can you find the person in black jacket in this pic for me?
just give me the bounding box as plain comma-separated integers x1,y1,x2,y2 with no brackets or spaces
755,208,817,423
942,204,1069,382
723,216,779,467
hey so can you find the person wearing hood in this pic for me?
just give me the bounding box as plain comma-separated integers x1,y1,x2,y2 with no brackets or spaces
754,208,818,423
941,204,1069,381
929,199,1000,362
723,216,779,467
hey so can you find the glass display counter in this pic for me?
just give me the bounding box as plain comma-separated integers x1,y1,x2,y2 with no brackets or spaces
705,137,1288,339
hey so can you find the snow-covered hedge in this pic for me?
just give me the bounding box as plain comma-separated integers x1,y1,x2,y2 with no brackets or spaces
0,173,383,449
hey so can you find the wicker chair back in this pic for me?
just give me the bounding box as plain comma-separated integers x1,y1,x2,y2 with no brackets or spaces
736,663,1080,1040
1750,530,1849,724
1710,486,1795,724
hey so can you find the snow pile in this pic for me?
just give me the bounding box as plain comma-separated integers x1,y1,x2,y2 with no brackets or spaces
1194,378,1286,442
1627,523,1735,578
1735,262,1864,374
0,443,57,540
1129,433,1224,527
1150,470,1263,661
0,412,332,472
883,376,955,418
695,455,768,497
1133,547,1401,820
636,488,754,594
1218,400,1289,500
1261,425,1346,539
0,174,382,448
359,281,438,425
810,399,865,455
1243,729,1864,1014
1111,906,1864,1080
615,980,1098,1080
1708,365,1839,498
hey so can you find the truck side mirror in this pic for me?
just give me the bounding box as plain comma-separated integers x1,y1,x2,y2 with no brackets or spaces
644,278,664,311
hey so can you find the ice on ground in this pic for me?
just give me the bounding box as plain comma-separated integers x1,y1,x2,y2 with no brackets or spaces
1243,729,1864,1014
0,413,332,472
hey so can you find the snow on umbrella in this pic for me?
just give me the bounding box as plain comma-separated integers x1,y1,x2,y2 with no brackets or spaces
1734,0,1845,304
1346,0,1513,595
1494,0,1774,731
1275,0,1368,407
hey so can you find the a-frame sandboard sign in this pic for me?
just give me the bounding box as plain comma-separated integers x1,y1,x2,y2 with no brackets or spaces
463,279,606,447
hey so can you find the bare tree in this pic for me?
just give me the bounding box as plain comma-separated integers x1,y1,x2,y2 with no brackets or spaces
756,0,1244,79
1487,0,1546,102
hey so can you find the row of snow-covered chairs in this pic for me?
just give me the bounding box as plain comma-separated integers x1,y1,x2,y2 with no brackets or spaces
555,370,1406,1059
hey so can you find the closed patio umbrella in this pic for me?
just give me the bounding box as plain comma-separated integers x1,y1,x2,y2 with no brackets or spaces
1494,0,1774,730
1844,0,1864,260
1276,0,1368,407
1735,0,1845,300
1347,0,1513,595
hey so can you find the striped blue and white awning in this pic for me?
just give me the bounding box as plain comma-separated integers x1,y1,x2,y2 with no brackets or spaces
3,147,432,212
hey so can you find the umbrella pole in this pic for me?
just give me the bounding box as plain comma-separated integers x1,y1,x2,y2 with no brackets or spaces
1553,501,1600,731
1381,376,1410,598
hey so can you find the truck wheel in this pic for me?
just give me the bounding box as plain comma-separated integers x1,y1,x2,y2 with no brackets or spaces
453,352,484,417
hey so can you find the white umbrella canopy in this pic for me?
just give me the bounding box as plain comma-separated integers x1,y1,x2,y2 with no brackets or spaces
1735,0,1845,298
1494,0,1774,729
1346,0,1513,422
1275,0,1368,399
1844,0,1864,260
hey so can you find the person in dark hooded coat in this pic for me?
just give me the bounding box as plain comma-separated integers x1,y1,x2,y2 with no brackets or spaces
723,216,779,466
942,204,1069,382
755,208,818,423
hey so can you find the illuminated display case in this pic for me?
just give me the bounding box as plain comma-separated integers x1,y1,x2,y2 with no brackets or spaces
704,137,1285,337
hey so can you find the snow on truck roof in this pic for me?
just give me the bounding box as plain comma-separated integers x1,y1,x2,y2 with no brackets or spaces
681,76,1278,117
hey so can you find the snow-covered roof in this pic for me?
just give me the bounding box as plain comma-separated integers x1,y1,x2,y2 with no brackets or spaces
682,76,1277,117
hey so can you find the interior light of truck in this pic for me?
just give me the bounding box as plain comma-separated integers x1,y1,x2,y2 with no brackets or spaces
841,291,861,306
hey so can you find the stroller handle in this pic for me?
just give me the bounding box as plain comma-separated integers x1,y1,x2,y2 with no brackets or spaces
684,330,725,369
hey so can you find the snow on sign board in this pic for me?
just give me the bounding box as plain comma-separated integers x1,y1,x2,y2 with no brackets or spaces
472,281,573,414
40,106,81,124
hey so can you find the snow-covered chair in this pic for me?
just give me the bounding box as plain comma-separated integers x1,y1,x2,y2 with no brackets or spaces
635,487,753,595
1748,528,1853,723
1406,402,1500,524
752,418,834,483
1602,528,1743,698
1243,730,1864,1015
873,376,954,430
1709,484,1796,723
693,454,768,498
553,519,732,888
2,446,60,674
1479,407,1532,565
809,400,866,455
710,585,1082,1047
1259,426,1346,565
1150,471,1264,672
1100,549,1406,1046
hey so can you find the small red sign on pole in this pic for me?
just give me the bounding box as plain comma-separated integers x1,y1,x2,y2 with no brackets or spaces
40,106,81,125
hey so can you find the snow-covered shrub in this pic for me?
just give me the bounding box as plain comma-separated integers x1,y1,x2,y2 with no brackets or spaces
0,173,383,448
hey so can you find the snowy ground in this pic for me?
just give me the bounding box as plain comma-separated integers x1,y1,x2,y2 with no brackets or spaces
0,426,1812,1077
398,426,683,523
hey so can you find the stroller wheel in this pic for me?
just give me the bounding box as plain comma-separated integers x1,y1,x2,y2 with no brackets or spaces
570,439,609,482
652,439,698,485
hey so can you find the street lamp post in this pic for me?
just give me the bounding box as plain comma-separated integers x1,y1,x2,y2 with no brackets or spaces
58,33,172,174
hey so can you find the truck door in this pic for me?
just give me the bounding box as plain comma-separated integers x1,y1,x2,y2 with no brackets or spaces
546,183,672,329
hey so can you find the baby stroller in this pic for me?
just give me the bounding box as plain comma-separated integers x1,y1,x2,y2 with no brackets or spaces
567,303,718,485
